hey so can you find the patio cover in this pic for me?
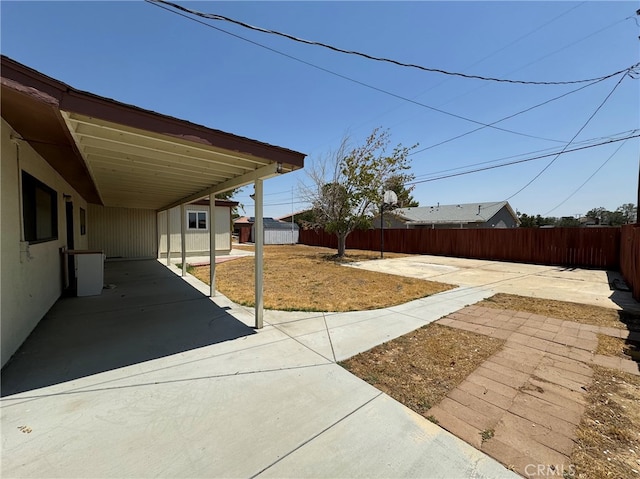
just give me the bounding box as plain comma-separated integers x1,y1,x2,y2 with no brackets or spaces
1,55,305,327
0,55,304,210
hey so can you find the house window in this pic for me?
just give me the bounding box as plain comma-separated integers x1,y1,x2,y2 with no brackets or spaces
80,208,87,235
187,211,208,230
22,171,58,243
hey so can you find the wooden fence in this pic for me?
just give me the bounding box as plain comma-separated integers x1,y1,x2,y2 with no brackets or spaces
299,227,622,270
620,224,640,301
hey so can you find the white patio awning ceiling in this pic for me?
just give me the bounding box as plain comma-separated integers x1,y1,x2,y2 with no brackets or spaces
1,55,305,212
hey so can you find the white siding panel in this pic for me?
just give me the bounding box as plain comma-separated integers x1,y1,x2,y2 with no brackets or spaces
253,227,299,245
158,205,231,256
88,205,157,258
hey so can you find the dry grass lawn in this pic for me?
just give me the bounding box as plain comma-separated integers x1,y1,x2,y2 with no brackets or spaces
340,323,504,416
190,245,453,312
571,366,640,479
480,293,640,330
597,334,640,361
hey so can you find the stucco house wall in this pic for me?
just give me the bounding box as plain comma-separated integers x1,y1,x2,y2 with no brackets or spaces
1,118,88,366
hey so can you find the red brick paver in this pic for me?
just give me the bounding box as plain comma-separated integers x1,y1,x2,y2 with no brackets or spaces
428,305,639,478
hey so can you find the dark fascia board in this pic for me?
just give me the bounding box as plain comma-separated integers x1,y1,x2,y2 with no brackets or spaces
1,55,306,168
1,80,103,203
190,198,239,207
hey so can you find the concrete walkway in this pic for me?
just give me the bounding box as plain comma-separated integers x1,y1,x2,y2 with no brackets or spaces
1,259,517,478
429,305,639,478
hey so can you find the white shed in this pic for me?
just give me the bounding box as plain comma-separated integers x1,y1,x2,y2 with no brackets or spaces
158,199,237,257
246,218,299,245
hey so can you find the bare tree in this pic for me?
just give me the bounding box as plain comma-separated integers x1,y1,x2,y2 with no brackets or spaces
301,128,415,257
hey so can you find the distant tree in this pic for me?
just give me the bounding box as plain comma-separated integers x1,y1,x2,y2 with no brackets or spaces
216,188,242,202
516,212,558,227
536,215,557,227
383,175,419,208
291,209,317,228
586,204,636,225
607,210,626,226
302,128,416,257
616,203,638,224
557,216,580,227
517,212,536,227
586,207,606,225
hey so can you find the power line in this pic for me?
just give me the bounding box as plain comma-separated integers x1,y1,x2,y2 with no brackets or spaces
411,130,638,181
423,15,634,114
244,199,310,208
146,0,570,145
306,3,618,159
242,130,638,200
455,2,586,72
149,0,634,86
409,75,613,155
405,133,640,186
505,70,631,200
252,132,639,208
543,138,631,215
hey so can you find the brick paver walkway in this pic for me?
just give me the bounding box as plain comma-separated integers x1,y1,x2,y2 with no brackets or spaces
428,305,639,478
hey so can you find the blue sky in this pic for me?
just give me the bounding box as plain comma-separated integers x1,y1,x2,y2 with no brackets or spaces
2,1,638,219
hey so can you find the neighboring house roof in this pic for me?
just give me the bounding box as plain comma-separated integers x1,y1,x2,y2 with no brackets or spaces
394,201,519,225
276,209,312,222
1,55,305,211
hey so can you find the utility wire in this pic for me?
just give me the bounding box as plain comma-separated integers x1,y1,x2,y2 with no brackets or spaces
409,75,611,155
242,129,637,200
427,15,634,113
411,130,638,181
505,70,631,200
247,131,638,208
146,0,568,144
149,0,634,86
455,2,586,73
405,133,640,186
543,138,632,215
303,2,587,156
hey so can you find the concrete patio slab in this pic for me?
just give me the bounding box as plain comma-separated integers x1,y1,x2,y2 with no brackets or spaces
347,255,640,312
259,394,517,479
2,259,517,479
2,365,379,478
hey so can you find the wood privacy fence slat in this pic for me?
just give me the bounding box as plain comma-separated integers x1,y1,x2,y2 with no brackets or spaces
620,224,640,301
299,227,622,270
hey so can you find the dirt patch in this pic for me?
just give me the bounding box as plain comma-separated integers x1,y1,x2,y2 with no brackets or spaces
190,245,453,312
340,323,505,416
571,366,640,478
481,293,639,330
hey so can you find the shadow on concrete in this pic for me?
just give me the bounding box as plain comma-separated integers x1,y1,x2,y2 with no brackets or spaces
607,271,640,319
606,271,640,372
1,260,255,397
